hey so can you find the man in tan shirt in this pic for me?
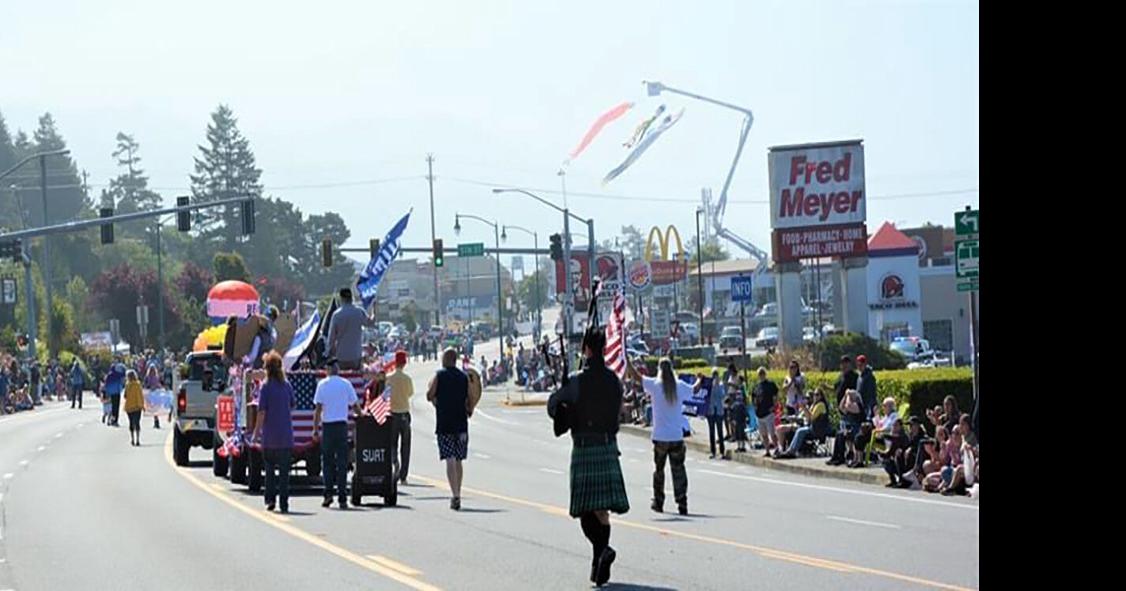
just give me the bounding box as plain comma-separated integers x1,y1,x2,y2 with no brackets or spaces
386,350,415,484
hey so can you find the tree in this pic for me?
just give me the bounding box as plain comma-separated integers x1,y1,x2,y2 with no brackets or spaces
213,252,250,283
515,269,549,322
104,132,164,242
88,264,183,349
190,105,263,251
175,262,214,303
687,236,730,265
620,225,645,261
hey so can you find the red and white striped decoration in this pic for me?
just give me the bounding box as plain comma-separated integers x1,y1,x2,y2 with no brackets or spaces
604,290,627,378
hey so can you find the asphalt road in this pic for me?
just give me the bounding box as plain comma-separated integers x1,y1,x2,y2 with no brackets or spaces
0,347,978,591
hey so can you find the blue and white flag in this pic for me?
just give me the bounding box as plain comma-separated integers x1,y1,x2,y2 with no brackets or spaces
356,210,412,310
283,309,321,371
603,107,685,185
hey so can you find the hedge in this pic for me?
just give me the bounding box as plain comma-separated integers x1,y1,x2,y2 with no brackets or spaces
816,333,907,371
676,367,973,427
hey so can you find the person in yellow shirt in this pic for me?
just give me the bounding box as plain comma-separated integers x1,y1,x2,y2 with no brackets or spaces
386,351,415,484
123,370,145,447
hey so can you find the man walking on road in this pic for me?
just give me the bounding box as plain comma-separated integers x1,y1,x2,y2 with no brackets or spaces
427,348,473,511
69,359,85,409
326,288,376,370
549,328,630,587
387,350,415,485
104,358,127,426
314,359,358,509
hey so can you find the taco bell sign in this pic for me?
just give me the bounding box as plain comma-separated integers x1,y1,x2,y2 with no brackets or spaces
768,140,866,230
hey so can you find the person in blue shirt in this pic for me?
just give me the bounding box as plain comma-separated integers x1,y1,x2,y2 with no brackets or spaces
69,360,86,409
696,370,727,459
103,358,127,427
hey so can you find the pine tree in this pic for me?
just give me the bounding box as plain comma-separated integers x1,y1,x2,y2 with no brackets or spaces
104,132,164,242
189,105,262,251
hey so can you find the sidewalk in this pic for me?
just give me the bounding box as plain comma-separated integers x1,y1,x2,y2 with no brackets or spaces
618,417,890,487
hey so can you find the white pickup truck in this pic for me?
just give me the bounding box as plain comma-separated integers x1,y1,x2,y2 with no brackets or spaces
171,351,226,466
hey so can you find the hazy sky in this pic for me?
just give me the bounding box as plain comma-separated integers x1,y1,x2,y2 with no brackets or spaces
1,0,978,266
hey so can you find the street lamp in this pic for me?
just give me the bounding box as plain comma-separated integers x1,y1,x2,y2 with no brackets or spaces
454,213,504,340
502,224,540,340
492,187,595,340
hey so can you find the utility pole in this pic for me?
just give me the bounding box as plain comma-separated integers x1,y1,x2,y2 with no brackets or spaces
40,155,54,359
428,154,441,328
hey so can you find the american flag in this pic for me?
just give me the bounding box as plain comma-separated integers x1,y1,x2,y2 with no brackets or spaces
365,383,392,425
604,289,627,378
290,370,365,449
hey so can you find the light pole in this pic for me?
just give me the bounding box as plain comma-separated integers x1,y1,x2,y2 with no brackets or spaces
454,213,503,340
695,208,705,342
502,225,540,340
491,188,594,341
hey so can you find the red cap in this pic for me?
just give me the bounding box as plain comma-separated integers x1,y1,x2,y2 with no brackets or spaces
395,350,408,366
856,355,867,364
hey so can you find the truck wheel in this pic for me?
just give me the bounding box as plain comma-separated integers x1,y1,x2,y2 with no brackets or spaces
306,454,321,479
212,437,229,478
230,451,248,485
248,452,263,493
351,491,362,507
173,429,190,467
385,479,397,507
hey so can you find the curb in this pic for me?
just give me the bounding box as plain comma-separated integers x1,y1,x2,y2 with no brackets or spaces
618,424,888,487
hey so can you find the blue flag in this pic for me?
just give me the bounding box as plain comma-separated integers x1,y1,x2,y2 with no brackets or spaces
283,309,321,370
356,210,412,310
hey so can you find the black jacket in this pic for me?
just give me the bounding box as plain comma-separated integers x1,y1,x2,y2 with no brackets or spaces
548,357,622,438
834,369,858,408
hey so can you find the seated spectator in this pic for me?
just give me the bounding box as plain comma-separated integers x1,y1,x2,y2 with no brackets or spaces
941,432,977,496
774,388,831,459
863,397,901,463
827,388,865,466
959,413,978,450
927,395,961,434
781,361,806,415
879,419,912,487
920,425,950,478
924,426,965,493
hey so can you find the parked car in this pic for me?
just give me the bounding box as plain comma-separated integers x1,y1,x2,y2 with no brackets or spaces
679,322,700,345
754,326,779,349
802,326,820,343
890,336,934,363
755,302,778,318
719,326,744,351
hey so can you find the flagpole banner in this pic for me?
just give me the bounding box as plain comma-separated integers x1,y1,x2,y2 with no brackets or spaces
603,108,685,185
356,210,413,310
284,309,322,370
566,101,634,163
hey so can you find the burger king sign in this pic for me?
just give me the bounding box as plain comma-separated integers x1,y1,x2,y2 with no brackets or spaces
627,260,652,293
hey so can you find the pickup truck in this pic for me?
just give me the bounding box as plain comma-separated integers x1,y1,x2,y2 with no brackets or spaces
172,351,227,467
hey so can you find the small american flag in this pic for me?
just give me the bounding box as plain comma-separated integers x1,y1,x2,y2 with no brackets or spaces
365,384,392,425
604,289,627,378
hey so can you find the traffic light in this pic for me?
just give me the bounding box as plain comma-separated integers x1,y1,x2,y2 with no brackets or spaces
321,238,333,267
176,196,191,232
241,199,256,235
0,239,21,262
433,238,444,267
549,233,563,261
369,238,381,260
100,207,114,244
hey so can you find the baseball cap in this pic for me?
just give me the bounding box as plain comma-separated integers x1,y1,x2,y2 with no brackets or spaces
395,350,408,366
856,355,868,364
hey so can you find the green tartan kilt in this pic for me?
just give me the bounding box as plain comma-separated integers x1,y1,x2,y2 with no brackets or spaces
569,440,630,517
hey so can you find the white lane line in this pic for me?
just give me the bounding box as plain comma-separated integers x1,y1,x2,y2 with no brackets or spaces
699,469,978,511
826,515,901,529
55,432,64,438
1,473,11,480
474,453,492,460
37,446,46,451
474,409,518,426
0,493,4,503
538,468,564,475
18,460,29,467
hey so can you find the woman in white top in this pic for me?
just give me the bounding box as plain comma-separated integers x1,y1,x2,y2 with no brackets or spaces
626,358,692,516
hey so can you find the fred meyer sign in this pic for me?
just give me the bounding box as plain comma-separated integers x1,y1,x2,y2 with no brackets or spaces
768,140,866,230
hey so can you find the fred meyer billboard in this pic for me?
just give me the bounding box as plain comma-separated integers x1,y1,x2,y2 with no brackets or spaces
768,139,867,262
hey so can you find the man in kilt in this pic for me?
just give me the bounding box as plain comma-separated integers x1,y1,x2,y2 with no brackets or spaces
548,328,629,587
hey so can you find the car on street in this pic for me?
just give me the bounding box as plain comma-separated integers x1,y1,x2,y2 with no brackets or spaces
755,302,778,318
719,326,744,351
679,322,700,345
890,336,937,363
754,326,779,349
802,326,820,343
172,351,225,466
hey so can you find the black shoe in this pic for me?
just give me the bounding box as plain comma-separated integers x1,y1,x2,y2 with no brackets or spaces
451,497,461,511
322,498,332,508
338,499,348,509
590,558,598,583
595,546,616,586
280,505,289,514
885,481,898,488
266,502,276,511
678,505,688,516
650,501,663,513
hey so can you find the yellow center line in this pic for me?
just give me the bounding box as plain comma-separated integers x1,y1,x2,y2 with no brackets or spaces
413,475,974,591
163,434,439,591
368,555,424,576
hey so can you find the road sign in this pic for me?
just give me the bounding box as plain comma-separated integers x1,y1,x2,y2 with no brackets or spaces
955,209,979,239
652,308,670,337
955,208,979,292
730,276,754,303
458,242,485,257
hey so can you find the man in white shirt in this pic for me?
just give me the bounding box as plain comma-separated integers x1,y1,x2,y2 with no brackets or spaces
314,359,358,509
626,357,692,516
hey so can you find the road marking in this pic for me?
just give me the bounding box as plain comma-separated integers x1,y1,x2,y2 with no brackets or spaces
413,475,973,591
538,468,564,475
473,453,491,460
37,446,46,451
2,473,12,480
827,515,901,529
367,555,423,576
474,409,518,426
0,493,4,503
163,434,441,591
698,470,978,511
55,432,64,438
18,460,29,467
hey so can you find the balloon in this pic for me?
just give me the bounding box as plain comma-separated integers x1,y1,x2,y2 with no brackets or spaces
206,280,260,321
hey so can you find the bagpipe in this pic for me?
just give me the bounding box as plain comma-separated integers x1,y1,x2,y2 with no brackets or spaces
547,278,603,436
